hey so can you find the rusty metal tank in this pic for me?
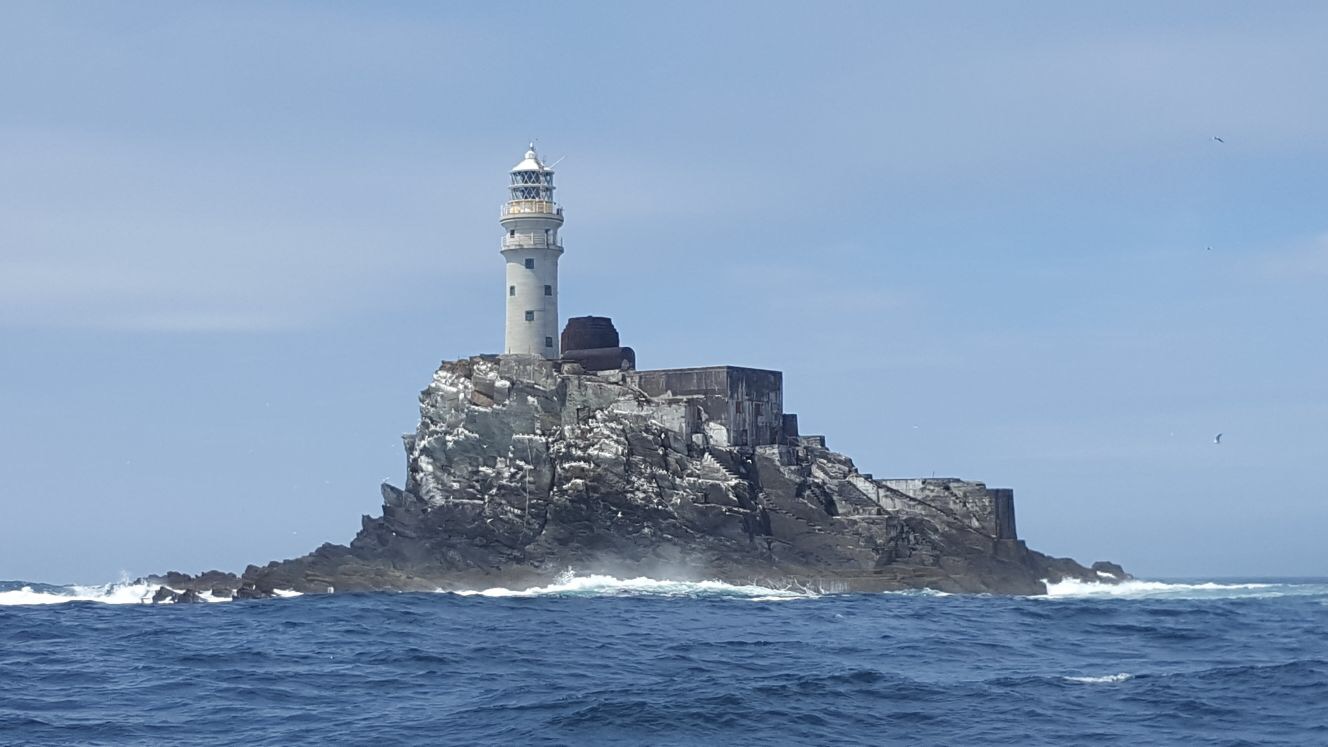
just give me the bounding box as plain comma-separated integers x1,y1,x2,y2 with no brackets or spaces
560,316,620,353
560,316,634,372
562,346,636,372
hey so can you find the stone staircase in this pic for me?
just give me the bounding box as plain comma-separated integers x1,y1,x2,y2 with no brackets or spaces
700,451,742,483
701,448,828,536
754,492,829,535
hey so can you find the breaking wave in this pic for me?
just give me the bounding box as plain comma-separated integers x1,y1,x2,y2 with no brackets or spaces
1064,672,1134,684
1043,578,1328,600
449,572,819,600
0,581,163,606
7,575,1324,607
0,580,299,606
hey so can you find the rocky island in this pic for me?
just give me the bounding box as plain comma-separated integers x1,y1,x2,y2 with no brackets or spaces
151,328,1125,600
147,145,1125,600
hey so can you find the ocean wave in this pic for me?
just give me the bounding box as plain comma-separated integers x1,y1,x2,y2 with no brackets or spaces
0,582,299,607
0,582,160,606
1043,578,1326,600
448,573,818,600
1063,673,1134,684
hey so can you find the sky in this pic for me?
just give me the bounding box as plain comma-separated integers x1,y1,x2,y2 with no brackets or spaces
1,1,1325,583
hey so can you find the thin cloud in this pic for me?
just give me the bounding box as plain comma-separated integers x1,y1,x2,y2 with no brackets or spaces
0,130,493,332
98,310,300,333
1258,232,1328,280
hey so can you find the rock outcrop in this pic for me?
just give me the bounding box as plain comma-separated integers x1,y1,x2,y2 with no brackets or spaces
160,355,1122,597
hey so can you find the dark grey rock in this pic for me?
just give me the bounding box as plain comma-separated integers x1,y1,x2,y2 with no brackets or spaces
1091,561,1131,580
223,355,1121,596
233,582,271,600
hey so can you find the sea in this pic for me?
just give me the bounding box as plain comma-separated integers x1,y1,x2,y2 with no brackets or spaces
1,575,1325,746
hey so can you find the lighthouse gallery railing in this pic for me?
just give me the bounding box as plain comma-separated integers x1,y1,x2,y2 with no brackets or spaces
501,200,563,218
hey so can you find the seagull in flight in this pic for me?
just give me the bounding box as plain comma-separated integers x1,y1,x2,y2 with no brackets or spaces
1212,136,1225,143
1214,433,1223,445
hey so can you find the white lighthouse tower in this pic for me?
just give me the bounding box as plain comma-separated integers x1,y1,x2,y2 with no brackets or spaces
501,144,564,358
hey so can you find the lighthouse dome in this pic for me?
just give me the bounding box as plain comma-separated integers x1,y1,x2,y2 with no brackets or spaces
511,144,546,172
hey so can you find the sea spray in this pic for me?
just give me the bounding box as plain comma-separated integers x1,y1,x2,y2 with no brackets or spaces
448,572,817,600
0,581,301,606
1040,578,1321,600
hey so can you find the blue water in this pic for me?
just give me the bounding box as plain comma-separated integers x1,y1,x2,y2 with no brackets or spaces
2,576,1326,745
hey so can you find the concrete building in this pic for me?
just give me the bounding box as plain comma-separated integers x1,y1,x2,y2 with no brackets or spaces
628,366,791,447
501,145,564,358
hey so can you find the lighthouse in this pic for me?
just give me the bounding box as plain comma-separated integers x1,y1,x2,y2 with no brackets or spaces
501,144,564,358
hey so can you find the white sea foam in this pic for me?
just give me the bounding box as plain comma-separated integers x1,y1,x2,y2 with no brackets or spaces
449,572,817,600
883,588,953,597
1064,673,1134,684
1042,578,1313,600
0,582,162,606
0,582,301,607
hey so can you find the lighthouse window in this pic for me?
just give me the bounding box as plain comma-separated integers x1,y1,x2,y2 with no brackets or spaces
524,258,535,269
509,229,515,237
543,285,552,296
525,311,535,321
509,286,515,296
544,336,553,348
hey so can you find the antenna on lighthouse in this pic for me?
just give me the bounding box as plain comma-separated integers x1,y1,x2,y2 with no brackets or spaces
547,155,567,169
